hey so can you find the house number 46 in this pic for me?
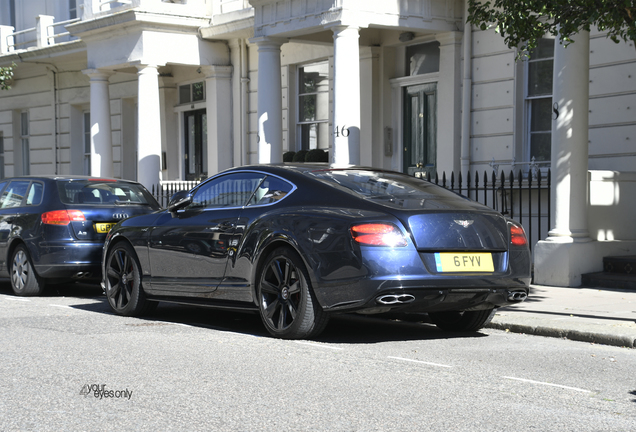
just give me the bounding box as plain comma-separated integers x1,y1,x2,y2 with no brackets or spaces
334,125,350,138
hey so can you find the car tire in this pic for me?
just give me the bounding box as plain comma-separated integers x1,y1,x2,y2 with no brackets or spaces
257,247,329,339
10,245,45,296
104,242,152,316
428,308,496,332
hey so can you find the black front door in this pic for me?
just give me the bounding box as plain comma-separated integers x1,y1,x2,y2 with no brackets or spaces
403,83,437,177
184,109,207,181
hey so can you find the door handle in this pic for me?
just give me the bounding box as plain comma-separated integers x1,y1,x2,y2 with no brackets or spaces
210,222,234,232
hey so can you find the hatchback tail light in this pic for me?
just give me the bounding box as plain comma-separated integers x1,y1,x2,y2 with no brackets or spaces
509,223,528,246
350,223,407,247
41,210,86,225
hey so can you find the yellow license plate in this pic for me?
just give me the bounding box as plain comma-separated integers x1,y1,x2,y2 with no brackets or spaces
434,253,494,272
95,223,117,233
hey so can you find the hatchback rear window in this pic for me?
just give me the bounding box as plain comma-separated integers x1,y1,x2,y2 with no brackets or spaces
57,180,160,208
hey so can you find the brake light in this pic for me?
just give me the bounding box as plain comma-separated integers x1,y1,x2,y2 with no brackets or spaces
510,223,528,246
41,210,86,225
350,223,407,247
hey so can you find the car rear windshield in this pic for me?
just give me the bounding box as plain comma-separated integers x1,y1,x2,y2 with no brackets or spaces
57,180,160,208
308,169,468,209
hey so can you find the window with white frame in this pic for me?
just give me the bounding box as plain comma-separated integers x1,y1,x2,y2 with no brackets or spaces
179,82,205,105
297,61,330,151
525,37,554,162
20,111,29,175
69,0,77,19
83,112,91,175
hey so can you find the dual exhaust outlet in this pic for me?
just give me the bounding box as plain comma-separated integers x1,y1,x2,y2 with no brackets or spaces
376,294,416,305
376,290,528,305
507,291,528,302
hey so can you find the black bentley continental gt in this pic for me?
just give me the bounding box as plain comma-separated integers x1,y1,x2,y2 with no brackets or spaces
102,164,531,339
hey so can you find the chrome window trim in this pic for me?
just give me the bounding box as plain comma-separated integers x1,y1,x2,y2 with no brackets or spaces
191,170,298,212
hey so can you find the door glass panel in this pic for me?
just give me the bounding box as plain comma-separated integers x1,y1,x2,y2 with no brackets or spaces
190,173,266,209
26,182,43,206
404,83,437,177
1,181,30,208
184,110,207,180
187,114,196,175
201,113,207,175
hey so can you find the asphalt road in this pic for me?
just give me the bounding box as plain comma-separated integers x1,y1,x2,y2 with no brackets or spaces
1,281,635,431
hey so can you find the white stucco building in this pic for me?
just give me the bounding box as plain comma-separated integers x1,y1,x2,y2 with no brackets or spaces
1,0,635,287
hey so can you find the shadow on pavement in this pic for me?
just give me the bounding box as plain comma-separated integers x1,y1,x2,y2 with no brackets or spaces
1,279,492,344
70,299,489,344
0,280,104,298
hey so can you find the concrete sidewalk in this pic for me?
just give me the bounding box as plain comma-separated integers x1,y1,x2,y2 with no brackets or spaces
486,284,636,348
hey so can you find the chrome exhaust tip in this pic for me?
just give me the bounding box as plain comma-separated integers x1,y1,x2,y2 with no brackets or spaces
507,291,528,302
376,294,416,305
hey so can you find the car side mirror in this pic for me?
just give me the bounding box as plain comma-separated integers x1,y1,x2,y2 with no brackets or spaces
168,190,193,213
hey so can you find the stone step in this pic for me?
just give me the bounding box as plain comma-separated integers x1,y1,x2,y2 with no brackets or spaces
603,255,636,274
581,271,636,290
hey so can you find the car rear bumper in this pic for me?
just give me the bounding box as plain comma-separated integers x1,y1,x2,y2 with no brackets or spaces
315,276,531,314
32,241,103,280
309,247,532,314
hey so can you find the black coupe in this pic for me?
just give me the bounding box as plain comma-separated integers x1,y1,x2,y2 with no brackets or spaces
102,165,531,339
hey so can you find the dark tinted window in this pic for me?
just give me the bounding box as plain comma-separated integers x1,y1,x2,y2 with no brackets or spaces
309,169,464,209
0,180,30,208
190,172,266,209
57,180,159,208
247,176,293,206
26,182,43,206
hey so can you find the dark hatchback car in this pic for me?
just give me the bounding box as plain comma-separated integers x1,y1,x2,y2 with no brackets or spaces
0,176,161,296
102,164,531,339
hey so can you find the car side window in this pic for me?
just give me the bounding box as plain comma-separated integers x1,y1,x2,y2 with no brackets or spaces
0,181,31,209
247,176,293,206
26,182,44,206
190,172,266,210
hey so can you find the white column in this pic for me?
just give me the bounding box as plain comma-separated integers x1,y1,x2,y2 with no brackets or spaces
436,32,463,175
331,25,361,166
547,32,591,242
136,64,162,190
83,69,113,177
253,37,284,164
533,31,594,287
204,65,234,175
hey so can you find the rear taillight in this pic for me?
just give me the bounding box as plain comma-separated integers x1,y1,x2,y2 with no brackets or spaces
510,223,528,246
350,223,407,247
41,210,86,225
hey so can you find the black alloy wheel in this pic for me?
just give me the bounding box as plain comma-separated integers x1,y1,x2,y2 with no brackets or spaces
428,308,496,332
257,247,328,339
105,242,153,316
10,244,45,296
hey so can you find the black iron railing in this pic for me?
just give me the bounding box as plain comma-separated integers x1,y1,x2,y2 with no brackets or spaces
151,180,200,207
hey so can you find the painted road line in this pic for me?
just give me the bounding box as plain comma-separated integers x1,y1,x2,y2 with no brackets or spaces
3,297,30,302
388,356,453,368
502,376,592,393
294,341,344,350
